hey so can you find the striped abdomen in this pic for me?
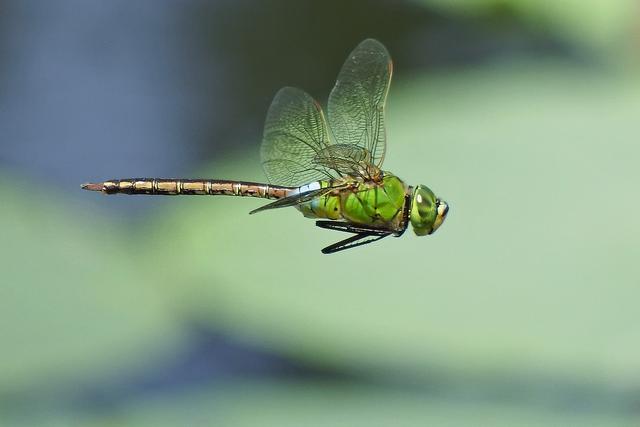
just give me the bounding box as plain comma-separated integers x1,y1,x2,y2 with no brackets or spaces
82,178,296,200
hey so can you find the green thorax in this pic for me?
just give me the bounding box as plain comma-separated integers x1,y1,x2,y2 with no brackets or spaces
297,173,409,232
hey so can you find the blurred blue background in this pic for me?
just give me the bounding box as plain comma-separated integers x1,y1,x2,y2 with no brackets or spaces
1,0,639,425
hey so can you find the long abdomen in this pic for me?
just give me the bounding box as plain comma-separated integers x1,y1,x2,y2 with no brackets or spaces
81,178,296,200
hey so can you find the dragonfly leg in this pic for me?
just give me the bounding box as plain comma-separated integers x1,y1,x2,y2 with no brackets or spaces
315,220,392,236
321,233,390,254
316,221,392,254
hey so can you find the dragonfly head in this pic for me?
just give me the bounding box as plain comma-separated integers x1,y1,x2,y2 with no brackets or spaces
410,185,449,236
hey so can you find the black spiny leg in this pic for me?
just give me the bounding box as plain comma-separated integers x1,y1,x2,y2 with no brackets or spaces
315,221,392,235
320,233,390,254
316,221,392,254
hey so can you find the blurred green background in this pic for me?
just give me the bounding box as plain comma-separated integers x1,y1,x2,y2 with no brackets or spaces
1,0,639,425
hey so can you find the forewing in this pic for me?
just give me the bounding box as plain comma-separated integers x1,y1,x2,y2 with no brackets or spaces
327,38,392,168
261,87,333,187
313,144,372,180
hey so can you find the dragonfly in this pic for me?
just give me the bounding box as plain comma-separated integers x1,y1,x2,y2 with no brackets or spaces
82,39,449,254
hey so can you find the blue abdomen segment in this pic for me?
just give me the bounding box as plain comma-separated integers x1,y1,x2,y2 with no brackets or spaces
297,181,342,220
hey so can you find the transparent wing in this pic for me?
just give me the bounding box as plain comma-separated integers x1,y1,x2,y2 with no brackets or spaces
261,39,392,186
313,144,373,180
327,38,392,168
260,87,335,187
